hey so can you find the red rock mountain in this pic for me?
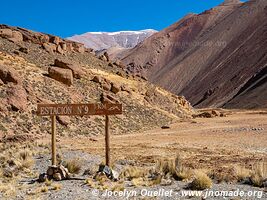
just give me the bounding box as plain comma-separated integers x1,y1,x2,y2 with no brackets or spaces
120,0,267,109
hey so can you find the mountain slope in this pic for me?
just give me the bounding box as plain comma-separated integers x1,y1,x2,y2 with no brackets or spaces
119,0,267,108
67,29,157,51
0,25,193,140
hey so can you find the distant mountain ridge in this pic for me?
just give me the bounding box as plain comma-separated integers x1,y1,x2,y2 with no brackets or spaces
67,29,157,51
119,0,267,109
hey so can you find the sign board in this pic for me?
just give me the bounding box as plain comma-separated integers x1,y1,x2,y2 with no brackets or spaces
37,103,122,167
37,103,122,116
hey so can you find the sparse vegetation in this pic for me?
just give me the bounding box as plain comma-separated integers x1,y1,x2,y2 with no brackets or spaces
40,186,48,193
188,171,212,190
51,183,62,191
156,154,192,181
250,161,267,187
122,166,147,180
63,158,82,174
235,166,251,182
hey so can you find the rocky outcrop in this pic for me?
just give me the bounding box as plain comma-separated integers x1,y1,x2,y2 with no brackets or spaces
7,85,27,111
0,64,20,84
0,28,23,43
48,67,73,86
0,25,88,55
54,59,85,79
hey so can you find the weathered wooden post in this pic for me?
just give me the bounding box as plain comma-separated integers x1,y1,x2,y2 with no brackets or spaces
51,115,57,165
105,115,110,166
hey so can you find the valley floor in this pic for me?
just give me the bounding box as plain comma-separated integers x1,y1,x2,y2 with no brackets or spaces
59,109,267,169
1,109,267,199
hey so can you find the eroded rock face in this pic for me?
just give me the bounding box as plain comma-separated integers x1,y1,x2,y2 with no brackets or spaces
0,64,21,84
7,85,27,111
111,83,121,94
48,67,73,86
54,59,85,79
0,29,23,43
42,43,56,53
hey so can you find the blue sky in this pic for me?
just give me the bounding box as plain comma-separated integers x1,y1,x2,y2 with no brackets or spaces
0,0,238,38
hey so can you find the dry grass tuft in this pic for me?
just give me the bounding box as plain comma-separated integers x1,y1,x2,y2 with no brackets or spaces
0,183,16,197
51,183,62,191
122,166,147,180
235,166,251,182
188,171,212,190
63,158,82,174
156,154,192,181
250,161,267,187
40,186,48,193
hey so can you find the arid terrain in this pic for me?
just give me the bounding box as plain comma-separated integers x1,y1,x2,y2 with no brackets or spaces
119,0,267,109
62,109,267,169
0,0,267,199
0,109,266,199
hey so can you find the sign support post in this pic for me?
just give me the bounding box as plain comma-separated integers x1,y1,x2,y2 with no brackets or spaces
51,115,57,165
37,103,122,166
105,115,110,166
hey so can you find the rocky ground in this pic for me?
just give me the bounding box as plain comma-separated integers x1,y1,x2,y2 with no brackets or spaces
0,27,193,142
0,109,266,200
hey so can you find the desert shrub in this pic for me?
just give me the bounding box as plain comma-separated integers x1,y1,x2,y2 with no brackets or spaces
40,186,48,193
63,158,82,174
235,166,251,182
188,171,212,190
51,183,62,190
156,154,192,181
18,149,34,169
250,161,267,187
122,166,147,180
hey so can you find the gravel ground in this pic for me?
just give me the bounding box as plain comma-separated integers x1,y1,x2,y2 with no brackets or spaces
10,150,266,200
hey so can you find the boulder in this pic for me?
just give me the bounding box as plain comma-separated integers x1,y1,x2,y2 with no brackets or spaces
48,67,73,86
50,36,61,45
56,45,63,54
42,43,56,53
66,43,74,51
111,83,121,94
9,31,23,43
100,93,120,104
102,82,111,91
72,42,85,53
0,29,13,38
121,84,131,93
38,34,50,43
161,125,170,129
0,29,23,43
7,85,27,111
98,54,107,61
0,64,20,84
91,75,102,83
211,110,220,116
38,173,48,183
59,42,67,51
56,116,70,126
53,173,62,181
18,47,28,54
104,52,110,62
54,59,85,79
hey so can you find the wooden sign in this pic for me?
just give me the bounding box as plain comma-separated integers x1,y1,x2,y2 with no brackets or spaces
37,103,122,167
37,103,122,116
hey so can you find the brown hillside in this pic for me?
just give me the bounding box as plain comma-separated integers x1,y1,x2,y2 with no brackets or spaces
0,25,193,141
120,0,267,108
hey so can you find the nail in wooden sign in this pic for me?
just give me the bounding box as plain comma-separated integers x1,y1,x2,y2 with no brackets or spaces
37,103,122,116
